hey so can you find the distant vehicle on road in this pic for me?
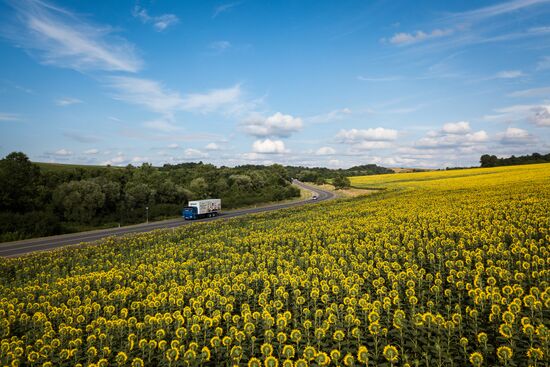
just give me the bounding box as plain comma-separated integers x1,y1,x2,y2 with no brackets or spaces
183,199,221,220
312,195,318,200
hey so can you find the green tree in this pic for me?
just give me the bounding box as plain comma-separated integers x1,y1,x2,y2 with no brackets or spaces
0,152,41,212
189,177,209,198
53,180,105,223
333,175,351,190
480,154,499,167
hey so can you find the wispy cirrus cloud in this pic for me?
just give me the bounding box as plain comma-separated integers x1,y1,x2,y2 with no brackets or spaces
509,86,550,97
107,76,245,116
384,0,550,48
213,2,241,18
132,5,179,32
388,29,453,45
484,104,550,127
55,97,82,106
448,0,550,21
209,40,232,52
0,113,21,122
2,0,142,73
306,108,352,124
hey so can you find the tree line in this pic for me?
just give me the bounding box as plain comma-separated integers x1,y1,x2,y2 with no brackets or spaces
285,164,393,186
480,152,550,167
0,152,299,242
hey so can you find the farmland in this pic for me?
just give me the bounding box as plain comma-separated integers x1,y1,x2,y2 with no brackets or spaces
1,163,549,366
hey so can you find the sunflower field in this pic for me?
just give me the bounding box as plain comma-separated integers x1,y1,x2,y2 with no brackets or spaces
1,163,549,366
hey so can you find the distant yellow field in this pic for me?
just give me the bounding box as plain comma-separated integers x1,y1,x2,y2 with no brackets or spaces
350,163,550,191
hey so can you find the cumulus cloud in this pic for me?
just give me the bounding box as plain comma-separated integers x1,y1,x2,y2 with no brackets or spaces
56,97,82,106
252,139,287,154
315,146,336,155
84,148,99,155
497,127,532,144
132,6,179,32
389,29,452,45
3,0,142,72
416,128,488,149
336,128,398,143
184,148,208,159
243,112,303,138
441,121,471,134
205,142,221,151
103,153,126,166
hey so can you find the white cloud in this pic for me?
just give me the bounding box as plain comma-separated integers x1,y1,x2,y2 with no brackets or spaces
442,121,471,134
416,129,488,149
315,146,336,155
537,56,550,70
184,148,208,159
168,143,179,149
243,112,303,138
103,153,126,166
107,76,185,116
4,0,142,72
63,132,100,143
532,106,550,126
209,41,231,52
350,141,394,150
181,84,242,114
497,127,532,144
0,113,20,121
453,0,550,21
336,128,398,143
307,108,352,124
143,119,180,132
509,87,550,97
213,2,241,18
53,148,72,156
485,104,550,126
205,142,221,151
84,148,99,155
389,29,453,45
252,139,287,154
132,6,179,32
56,97,82,106
495,70,525,79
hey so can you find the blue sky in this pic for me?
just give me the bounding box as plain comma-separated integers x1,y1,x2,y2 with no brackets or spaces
0,0,549,168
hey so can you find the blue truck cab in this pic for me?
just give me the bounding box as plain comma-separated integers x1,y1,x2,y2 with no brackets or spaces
182,207,198,220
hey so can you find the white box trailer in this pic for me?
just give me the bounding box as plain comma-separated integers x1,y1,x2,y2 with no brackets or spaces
183,199,221,219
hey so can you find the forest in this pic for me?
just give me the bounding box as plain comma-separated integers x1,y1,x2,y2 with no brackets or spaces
0,152,300,241
480,152,550,167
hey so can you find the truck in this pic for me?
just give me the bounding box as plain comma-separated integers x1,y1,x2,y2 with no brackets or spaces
182,199,221,220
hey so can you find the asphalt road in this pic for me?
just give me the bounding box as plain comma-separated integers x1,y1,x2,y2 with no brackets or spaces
0,180,335,257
